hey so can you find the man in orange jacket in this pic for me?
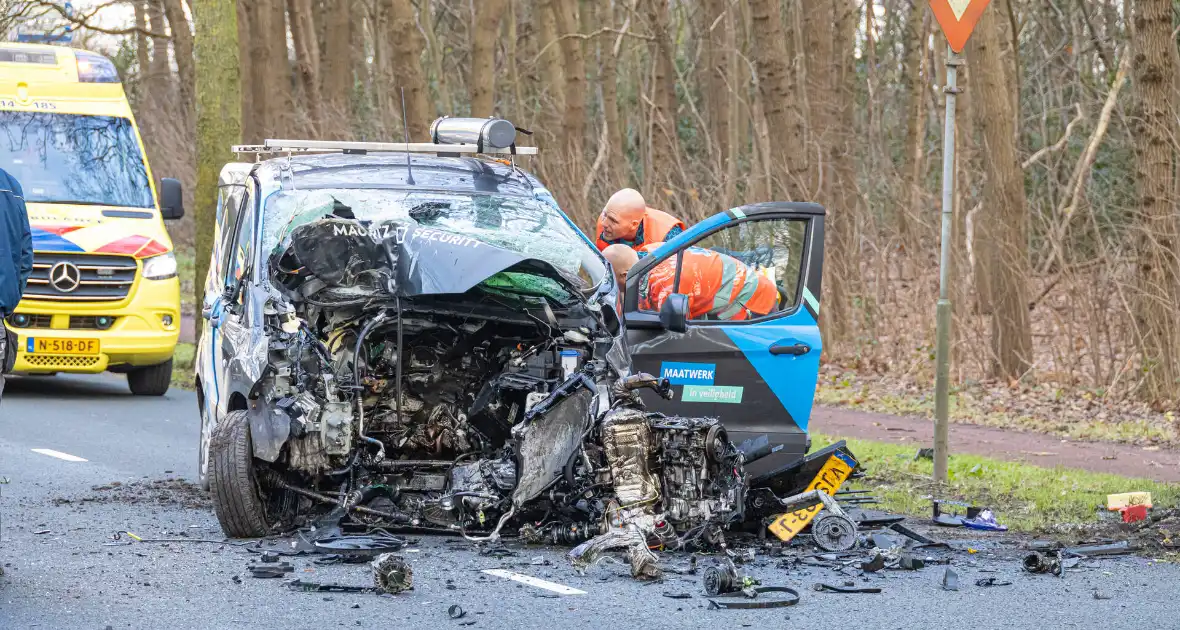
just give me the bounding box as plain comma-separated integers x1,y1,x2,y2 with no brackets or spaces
603,243,779,321
594,189,687,252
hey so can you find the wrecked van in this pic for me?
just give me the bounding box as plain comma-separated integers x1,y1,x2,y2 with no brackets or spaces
196,125,850,568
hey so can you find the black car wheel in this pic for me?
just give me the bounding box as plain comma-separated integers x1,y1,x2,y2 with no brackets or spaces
128,359,172,396
210,410,271,538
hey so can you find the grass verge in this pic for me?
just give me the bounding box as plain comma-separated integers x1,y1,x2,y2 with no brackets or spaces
172,342,195,390
816,370,1180,448
814,432,1180,535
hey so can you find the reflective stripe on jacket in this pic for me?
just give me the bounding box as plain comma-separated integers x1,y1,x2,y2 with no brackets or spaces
639,245,778,321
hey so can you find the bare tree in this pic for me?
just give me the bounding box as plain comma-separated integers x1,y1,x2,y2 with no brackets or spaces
968,6,1033,379
288,0,323,135
1131,0,1180,400
386,0,431,138
469,0,507,117
193,0,242,322
749,0,806,200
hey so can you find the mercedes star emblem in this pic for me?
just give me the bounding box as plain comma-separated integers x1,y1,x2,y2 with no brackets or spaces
49,262,82,293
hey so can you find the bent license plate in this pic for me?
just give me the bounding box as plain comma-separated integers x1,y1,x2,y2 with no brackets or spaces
767,451,857,542
27,337,100,356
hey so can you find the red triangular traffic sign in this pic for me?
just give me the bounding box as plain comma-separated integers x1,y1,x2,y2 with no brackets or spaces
929,0,991,53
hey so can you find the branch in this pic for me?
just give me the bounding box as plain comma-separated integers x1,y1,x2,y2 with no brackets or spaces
1039,47,1132,275
532,26,652,67
26,0,169,38
1021,103,1083,169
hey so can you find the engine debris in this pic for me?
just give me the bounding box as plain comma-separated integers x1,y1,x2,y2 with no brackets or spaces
371,553,413,594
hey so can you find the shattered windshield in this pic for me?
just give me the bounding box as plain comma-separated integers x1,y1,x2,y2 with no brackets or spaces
263,188,606,291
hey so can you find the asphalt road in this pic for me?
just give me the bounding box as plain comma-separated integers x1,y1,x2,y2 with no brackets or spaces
2,374,1179,629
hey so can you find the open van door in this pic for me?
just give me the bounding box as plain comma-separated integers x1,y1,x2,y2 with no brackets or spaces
623,202,825,476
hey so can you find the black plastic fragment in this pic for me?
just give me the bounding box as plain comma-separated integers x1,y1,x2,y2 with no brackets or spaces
812,583,882,594
662,592,693,599
975,577,1013,587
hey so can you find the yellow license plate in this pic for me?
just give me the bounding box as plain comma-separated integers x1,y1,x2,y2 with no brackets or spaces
28,337,100,356
767,452,856,542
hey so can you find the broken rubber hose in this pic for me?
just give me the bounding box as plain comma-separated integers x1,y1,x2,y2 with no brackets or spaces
812,583,882,594
353,312,388,461
707,586,801,609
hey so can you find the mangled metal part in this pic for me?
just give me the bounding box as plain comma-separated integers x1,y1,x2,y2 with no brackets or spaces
568,529,662,580
372,553,413,594
600,407,661,530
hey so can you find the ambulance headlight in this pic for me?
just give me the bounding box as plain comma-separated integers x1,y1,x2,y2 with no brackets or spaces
74,50,120,83
142,253,178,280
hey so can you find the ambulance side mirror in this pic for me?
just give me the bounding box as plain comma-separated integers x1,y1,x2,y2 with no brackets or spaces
160,178,185,220
660,293,689,333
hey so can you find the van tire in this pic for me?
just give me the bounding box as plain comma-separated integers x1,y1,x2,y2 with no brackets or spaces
128,360,172,396
210,410,271,538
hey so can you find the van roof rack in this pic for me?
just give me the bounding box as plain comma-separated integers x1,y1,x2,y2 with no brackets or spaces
231,139,538,157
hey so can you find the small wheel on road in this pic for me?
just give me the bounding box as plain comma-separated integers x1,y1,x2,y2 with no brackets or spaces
128,359,172,396
210,410,271,538
810,511,858,552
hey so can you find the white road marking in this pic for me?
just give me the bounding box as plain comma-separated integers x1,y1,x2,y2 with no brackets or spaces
31,448,88,462
481,569,586,595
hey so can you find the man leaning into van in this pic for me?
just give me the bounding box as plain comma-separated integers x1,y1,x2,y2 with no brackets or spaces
0,167,33,404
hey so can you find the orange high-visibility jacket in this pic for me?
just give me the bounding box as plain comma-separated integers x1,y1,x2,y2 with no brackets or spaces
639,245,778,321
595,207,686,252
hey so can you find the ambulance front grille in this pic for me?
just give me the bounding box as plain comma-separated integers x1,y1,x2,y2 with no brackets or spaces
24,253,138,302
22,354,101,369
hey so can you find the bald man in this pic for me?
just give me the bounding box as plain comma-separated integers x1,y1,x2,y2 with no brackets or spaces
594,189,686,252
602,244,640,288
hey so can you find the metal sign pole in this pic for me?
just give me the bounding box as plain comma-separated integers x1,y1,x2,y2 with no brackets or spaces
933,44,961,483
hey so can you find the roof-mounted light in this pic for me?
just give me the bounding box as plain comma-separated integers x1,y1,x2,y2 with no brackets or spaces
73,50,119,83
430,117,518,151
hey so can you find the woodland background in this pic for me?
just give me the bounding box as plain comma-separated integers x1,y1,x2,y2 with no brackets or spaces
5,0,1180,419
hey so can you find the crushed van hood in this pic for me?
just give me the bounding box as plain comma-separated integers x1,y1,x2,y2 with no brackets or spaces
274,217,584,302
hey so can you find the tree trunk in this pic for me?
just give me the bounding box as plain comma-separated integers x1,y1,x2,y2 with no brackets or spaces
236,0,256,143
193,0,242,325
645,0,681,196
252,0,292,139
749,0,807,200
551,0,585,159
699,0,730,176
598,0,625,190
288,0,323,136
148,0,170,84
967,8,1033,379
802,1,834,200
470,0,507,117
161,0,195,138
827,0,860,345
322,0,353,138
386,0,431,139
1131,0,1180,401
898,0,927,255
134,2,151,92
536,0,565,119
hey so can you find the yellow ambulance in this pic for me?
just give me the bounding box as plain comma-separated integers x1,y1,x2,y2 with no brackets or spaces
0,43,184,395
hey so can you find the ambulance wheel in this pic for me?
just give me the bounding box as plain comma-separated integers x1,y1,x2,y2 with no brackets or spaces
128,359,172,396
